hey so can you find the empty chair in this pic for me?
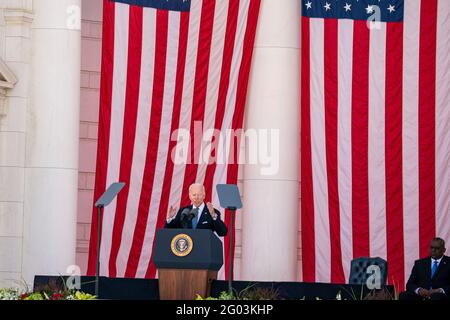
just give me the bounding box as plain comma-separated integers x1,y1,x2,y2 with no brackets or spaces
349,257,388,286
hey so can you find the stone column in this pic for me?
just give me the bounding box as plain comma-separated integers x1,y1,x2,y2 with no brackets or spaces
0,1,32,288
241,0,301,281
22,0,81,286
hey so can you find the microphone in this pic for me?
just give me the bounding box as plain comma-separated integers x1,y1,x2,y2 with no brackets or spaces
181,207,198,228
180,208,191,228
188,208,198,220
180,207,190,219
180,207,197,228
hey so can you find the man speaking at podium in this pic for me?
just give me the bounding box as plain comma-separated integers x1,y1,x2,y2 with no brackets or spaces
165,183,228,237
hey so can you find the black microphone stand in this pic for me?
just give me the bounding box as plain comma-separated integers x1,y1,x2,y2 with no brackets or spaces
93,182,125,299
227,206,237,296
95,204,103,298
215,184,242,298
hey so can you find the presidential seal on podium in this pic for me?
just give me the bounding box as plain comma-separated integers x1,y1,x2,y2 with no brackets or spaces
171,234,193,257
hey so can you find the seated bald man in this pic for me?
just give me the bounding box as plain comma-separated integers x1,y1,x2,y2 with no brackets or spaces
165,183,228,237
399,238,450,300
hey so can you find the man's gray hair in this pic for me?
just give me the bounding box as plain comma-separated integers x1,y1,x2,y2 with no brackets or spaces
189,183,205,194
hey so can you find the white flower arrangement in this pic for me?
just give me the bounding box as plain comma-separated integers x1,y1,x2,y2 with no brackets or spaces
0,288,20,300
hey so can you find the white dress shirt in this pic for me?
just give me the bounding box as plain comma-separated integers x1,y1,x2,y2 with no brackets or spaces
193,202,205,223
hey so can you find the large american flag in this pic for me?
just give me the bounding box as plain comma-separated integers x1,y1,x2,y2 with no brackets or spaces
87,0,260,279
301,0,450,290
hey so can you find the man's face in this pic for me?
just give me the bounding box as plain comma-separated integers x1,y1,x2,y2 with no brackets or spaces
189,185,205,207
430,240,445,259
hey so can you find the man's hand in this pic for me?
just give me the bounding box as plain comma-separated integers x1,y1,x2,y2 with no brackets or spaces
206,202,217,220
167,205,177,220
430,288,444,295
418,288,431,298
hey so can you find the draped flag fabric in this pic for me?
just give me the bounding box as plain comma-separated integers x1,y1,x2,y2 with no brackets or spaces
87,0,261,279
301,0,450,290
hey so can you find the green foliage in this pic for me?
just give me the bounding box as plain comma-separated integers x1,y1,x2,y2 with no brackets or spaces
0,288,21,300
218,291,236,300
22,293,45,300
68,291,96,300
238,287,281,300
195,294,218,300
196,284,281,300
0,285,96,300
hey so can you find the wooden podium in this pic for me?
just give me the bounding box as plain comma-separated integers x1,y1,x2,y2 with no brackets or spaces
153,229,224,300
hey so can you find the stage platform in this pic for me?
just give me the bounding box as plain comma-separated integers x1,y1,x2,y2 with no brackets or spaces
34,276,394,300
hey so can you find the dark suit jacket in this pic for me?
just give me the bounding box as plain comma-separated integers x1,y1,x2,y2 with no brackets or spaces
406,255,450,294
165,204,228,237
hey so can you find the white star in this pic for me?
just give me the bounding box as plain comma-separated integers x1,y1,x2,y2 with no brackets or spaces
387,4,396,13
324,2,331,11
305,1,312,10
344,3,352,12
366,5,374,14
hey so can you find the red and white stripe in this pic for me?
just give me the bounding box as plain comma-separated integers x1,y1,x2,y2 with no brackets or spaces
88,0,260,280
337,19,354,283
302,0,450,290
402,0,421,291
435,0,450,248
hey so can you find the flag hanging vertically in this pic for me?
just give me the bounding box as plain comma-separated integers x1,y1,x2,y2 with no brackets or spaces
87,0,261,279
301,0,450,290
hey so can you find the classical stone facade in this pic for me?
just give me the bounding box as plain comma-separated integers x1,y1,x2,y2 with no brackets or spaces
0,0,34,288
0,59,17,117
0,0,80,287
